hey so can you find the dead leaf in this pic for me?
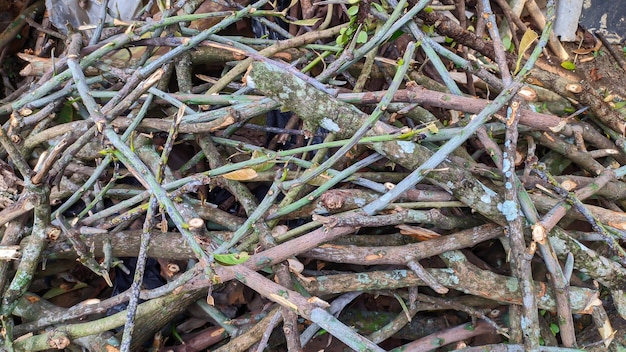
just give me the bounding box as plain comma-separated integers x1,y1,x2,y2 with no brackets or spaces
572,48,594,55
226,284,248,305
515,29,538,74
590,67,603,81
222,168,258,180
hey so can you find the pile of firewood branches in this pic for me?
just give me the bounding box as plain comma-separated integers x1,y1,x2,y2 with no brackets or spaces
2,0,626,350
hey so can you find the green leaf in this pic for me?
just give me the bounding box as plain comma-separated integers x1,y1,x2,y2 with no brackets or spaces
285,18,320,26
357,30,368,44
347,5,359,17
337,34,348,46
316,329,328,336
515,29,538,74
502,35,512,52
549,323,560,336
57,103,75,123
171,326,184,344
560,61,576,71
250,150,274,172
426,123,438,134
613,101,626,110
388,30,404,41
372,2,384,13
214,252,250,265
421,24,434,36
281,166,289,181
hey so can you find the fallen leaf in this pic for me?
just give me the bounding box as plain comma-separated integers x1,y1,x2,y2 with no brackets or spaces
590,67,602,81
561,61,576,71
222,168,258,180
214,252,250,265
572,48,594,55
515,29,538,74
